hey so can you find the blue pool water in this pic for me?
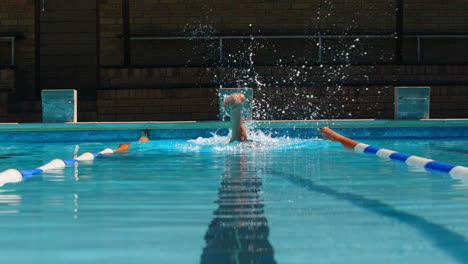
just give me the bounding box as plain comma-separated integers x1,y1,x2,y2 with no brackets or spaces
0,131,468,264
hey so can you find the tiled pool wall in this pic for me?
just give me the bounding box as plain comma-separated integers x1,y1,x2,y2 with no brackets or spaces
0,125,467,142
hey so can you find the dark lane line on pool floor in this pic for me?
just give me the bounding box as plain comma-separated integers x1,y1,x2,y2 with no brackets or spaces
201,153,277,264
271,170,468,264
436,147,468,155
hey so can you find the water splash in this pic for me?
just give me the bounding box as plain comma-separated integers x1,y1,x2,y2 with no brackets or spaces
187,129,323,152
130,130,325,153
181,1,396,120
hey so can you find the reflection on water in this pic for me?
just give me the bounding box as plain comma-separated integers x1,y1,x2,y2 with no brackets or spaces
0,189,21,214
0,153,24,160
201,153,276,264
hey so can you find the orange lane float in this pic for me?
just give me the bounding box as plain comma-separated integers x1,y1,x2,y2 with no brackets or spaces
113,143,131,152
320,127,359,149
138,136,150,142
113,136,148,152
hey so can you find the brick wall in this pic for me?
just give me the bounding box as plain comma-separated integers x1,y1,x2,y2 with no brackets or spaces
99,68,218,121
6,99,98,123
97,87,218,121
101,65,468,90
97,83,468,121
121,0,398,66
430,86,468,118
0,0,467,122
100,65,468,120
99,0,123,65
403,0,468,64
94,0,468,121
0,68,14,122
0,0,35,98
255,85,468,119
95,0,468,66
0,68,14,90
128,1,396,36
404,0,468,34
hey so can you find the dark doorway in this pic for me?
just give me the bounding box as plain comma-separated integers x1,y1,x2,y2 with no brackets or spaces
38,0,98,97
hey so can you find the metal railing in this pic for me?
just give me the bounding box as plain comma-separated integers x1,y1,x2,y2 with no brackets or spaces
127,34,468,65
409,35,468,63
129,34,395,64
0,36,15,65
1,34,466,67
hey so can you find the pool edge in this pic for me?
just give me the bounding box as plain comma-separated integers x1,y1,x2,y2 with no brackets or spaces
0,119,467,131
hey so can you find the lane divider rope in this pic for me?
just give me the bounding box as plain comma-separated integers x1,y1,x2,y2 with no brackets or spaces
0,136,149,187
320,127,468,178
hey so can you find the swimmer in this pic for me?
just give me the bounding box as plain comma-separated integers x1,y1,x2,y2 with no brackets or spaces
222,93,248,143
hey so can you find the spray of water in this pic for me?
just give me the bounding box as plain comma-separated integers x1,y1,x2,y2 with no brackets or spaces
186,129,322,153
182,1,396,120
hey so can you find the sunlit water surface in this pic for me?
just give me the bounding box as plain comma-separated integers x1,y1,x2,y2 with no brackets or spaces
0,131,467,264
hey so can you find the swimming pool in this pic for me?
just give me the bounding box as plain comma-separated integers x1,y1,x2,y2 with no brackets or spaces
0,126,467,264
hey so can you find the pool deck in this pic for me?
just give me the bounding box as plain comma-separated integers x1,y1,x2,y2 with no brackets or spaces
0,119,467,131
